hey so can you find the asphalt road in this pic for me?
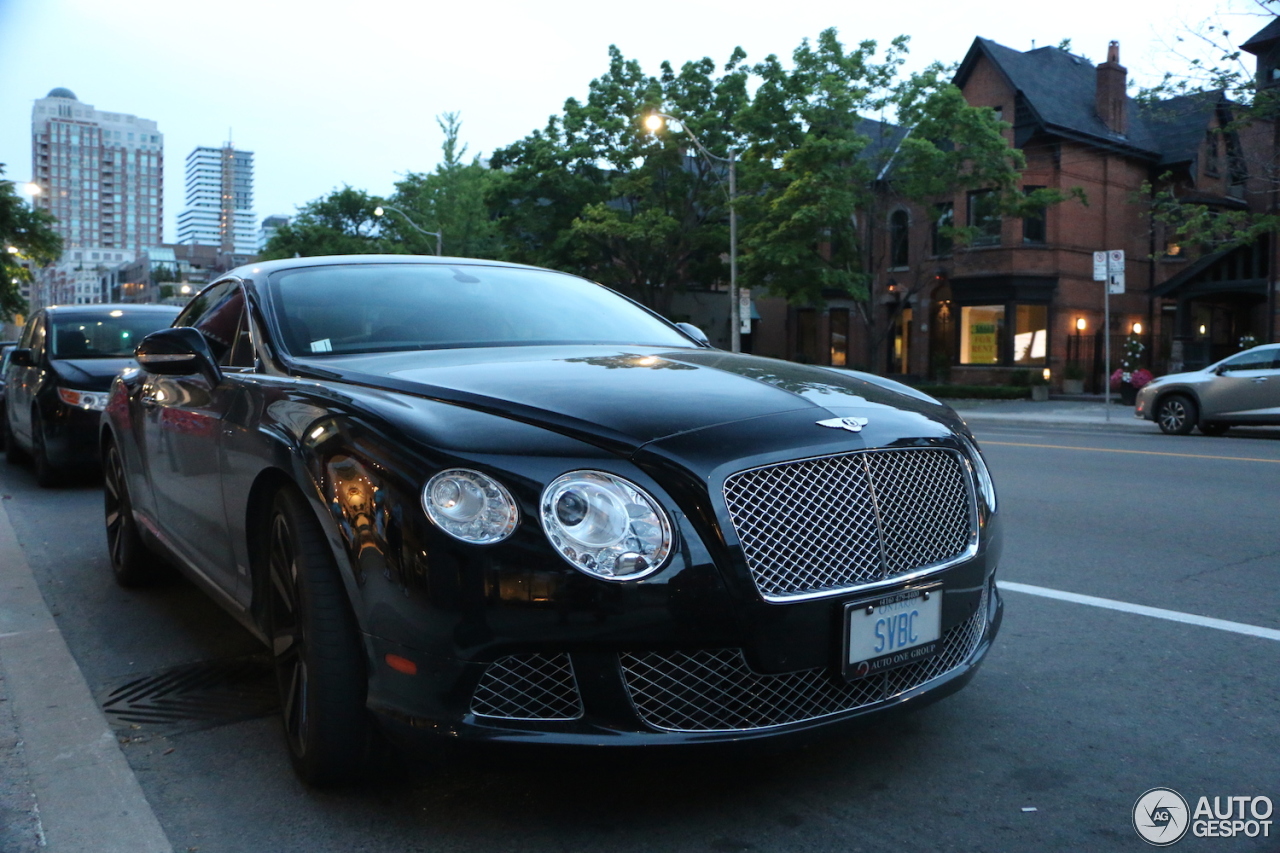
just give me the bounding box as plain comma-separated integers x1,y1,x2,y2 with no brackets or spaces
1,421,1277,853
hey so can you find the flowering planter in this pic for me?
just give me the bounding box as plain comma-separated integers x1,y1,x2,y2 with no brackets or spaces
1119,381,1137,406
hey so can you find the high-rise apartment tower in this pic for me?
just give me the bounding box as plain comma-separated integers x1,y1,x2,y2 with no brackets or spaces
177,144,256,254
29,87,164,253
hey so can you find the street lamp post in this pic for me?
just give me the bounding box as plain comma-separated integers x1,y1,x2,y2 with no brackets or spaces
374,204,442,256
644,112,741,353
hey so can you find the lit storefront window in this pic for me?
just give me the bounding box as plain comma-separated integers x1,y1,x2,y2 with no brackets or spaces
1013,304,1047,364
960,305,1004,364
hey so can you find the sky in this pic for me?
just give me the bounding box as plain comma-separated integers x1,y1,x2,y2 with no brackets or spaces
0,0,1268,244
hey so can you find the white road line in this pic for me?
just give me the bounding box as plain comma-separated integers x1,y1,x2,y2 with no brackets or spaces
998,581,1280,643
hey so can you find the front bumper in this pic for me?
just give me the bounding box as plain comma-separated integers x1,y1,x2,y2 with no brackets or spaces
368,570,1002,749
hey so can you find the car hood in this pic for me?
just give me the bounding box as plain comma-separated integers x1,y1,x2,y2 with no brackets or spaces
51,357,136,391
297,345,962,454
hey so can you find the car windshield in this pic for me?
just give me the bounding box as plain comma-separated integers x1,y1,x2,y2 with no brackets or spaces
268,263,695,356
51,312,177,358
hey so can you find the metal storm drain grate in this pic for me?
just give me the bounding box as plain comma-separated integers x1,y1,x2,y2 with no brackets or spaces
100,655,279,732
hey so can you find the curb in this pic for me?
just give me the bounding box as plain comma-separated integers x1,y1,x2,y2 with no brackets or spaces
0,499,172,853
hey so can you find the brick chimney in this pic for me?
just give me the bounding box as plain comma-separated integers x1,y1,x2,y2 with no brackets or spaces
1096,40,1128,135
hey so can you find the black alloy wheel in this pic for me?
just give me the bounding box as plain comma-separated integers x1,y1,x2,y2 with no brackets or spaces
266,486,370,786
103,439,162,586
1155,394,1197,436
1199,422,1230,436
30,408,60,487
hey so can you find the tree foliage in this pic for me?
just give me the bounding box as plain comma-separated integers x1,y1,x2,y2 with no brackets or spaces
259,185,391,260
0,165,62,322
490,45,749,315
388,113,503,258
1138,2,1280,251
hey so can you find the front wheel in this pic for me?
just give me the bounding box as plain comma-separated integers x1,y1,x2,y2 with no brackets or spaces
1155,394,1197,436
103,439,164,586
266,486,370,786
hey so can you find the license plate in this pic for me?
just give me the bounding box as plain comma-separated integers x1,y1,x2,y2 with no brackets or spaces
844,587,943,680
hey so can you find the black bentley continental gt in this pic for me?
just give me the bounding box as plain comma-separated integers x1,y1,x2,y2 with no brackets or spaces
103,255,1003,785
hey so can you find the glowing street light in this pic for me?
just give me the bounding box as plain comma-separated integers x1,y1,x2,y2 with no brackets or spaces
374,204,442,256
645,111,742,353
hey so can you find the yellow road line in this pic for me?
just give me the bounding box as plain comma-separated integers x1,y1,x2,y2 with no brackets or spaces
981,441,1280,464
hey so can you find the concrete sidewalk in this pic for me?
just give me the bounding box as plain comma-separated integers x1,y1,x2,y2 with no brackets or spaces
948,396,1158,431
0,499,172,853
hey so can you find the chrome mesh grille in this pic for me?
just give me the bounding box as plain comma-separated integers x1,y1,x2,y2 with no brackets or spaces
620,587,988,733
470,653,583,721
723,448,974,599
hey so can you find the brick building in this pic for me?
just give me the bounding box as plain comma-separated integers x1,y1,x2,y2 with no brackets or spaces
752,33,1280,388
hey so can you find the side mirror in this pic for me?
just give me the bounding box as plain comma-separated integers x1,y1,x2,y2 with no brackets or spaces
675,322,710,346
136,327,222,387
8,348,34,367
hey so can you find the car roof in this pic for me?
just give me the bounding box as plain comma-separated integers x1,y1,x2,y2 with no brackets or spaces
224,254,550,281
43,303,180,315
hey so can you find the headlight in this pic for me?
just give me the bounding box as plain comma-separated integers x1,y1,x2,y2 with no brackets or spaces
422,469,519,544
960,437,997,513
540,471,673,580
57,387,109,411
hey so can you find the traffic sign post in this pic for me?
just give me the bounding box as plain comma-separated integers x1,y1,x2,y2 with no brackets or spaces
1096,250,1124,420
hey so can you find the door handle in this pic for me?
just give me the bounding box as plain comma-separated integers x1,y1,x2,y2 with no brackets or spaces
139,392,159,408
1252,377,1269,383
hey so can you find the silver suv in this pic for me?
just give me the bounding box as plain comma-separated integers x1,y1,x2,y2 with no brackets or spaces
1135,344,1280,435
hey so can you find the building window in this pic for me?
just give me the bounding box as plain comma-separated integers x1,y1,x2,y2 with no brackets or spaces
829,308,850,367
1022,186,1047,244
889,210,910,269
1204,130,1220,176
960,305,1004,364
795,309,820,364
958,302,1049,366
932,202,954,256
967,190,1001,247
1013,305,1048,364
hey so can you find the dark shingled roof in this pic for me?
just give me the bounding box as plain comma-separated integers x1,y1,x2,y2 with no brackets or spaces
854,116,911,172
956,38,1224,166
1241,17,1280,53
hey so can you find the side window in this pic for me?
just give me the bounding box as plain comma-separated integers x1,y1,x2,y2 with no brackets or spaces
17,314,38,348
223,308,256,369
175,281,246,366
1221,349,1274,372
29,318,47,360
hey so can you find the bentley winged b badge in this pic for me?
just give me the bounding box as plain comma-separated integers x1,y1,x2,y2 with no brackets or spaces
817,416,870,433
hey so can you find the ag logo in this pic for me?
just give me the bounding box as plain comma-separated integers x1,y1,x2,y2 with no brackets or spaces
817,416,870,433
1133,788,1190,846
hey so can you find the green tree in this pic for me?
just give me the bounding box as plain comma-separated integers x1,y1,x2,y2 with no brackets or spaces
489,45,750,316
1138,3,1280,250
0,165,62,322
388,113,503,258
735,30,910,307
259,186,392,260
736,32,1076,364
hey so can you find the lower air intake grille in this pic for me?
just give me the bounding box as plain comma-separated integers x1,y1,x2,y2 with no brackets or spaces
470,653,583,721
620,587,989,732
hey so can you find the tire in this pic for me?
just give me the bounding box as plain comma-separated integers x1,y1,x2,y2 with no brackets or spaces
1155,394,1197,436
265,486,370,786
1199,422,1230,436
31,408,62,487
103,438,164,586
